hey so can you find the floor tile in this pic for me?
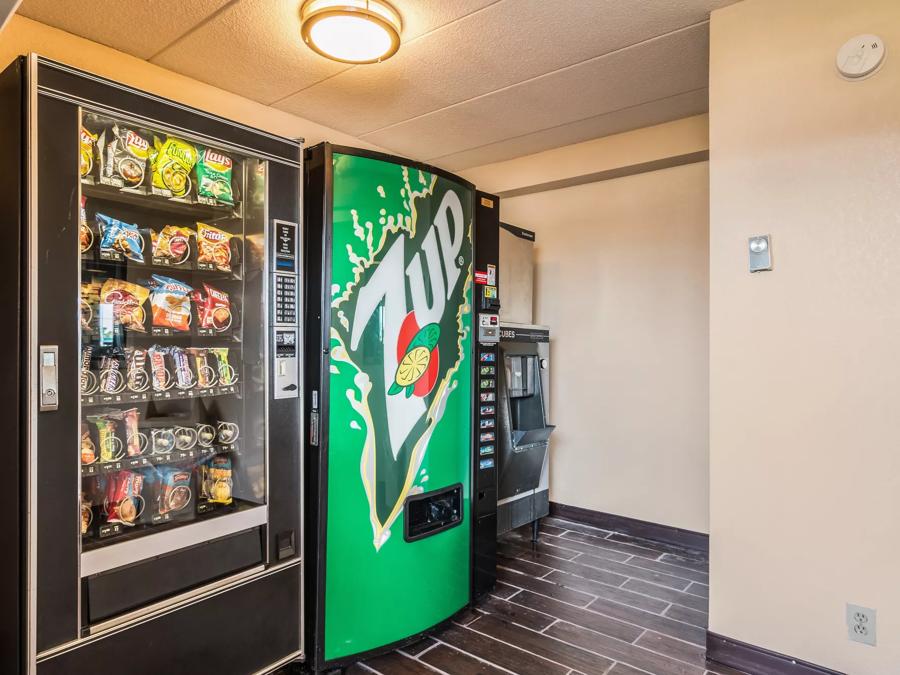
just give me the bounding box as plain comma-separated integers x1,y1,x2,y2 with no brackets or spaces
468,614,615,675
511,589,644,643
419,643,510,674
436,623,569,675
349,514,716,674
622,578,708,613
545,620,705,675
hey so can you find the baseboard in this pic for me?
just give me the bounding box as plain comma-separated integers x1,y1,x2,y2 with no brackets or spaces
706,632,845,675
548,502,709,553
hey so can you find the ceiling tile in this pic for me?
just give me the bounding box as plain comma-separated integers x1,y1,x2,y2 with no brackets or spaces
357,23,709,161
150,0,345,105
149,0,498,107
274,0,727,135
17,0,231,60
433,89,709,171
392,0,500,41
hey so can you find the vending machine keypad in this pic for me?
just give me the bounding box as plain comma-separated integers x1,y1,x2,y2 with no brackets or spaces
272,220,299,400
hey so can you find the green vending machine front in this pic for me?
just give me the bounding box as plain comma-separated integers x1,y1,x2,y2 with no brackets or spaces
304,144,475,669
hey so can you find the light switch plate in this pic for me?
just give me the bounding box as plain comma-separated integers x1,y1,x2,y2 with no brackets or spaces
749,235,772,272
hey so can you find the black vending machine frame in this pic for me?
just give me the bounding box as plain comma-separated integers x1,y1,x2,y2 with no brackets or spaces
3,55,304,674
303,143,497,671
472,191,500,599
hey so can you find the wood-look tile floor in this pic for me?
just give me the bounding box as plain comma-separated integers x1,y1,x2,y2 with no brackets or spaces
347,516,745,675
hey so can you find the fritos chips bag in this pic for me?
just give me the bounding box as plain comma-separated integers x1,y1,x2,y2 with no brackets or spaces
196,223,233,272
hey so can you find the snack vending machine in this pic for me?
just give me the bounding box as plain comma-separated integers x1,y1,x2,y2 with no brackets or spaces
303,144,495,669
2,56,303,674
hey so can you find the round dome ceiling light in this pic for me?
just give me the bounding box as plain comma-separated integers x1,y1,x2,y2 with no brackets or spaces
300,0,402,64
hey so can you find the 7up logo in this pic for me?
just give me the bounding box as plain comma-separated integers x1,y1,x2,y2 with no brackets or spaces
331,163,472,550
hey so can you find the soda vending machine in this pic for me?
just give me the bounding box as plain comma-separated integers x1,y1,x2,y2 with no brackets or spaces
303,144,498,669
2,55,303,674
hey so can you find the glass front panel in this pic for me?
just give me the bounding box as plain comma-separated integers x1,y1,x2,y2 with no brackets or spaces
78,111,266,550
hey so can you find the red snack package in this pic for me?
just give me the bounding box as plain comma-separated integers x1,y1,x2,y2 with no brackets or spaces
194,283,232,332
105,470,145,526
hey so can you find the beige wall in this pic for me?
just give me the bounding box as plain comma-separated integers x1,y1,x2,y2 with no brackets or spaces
462,114,708,196
709,0,900,672
0,15,376,148
490,145,711,534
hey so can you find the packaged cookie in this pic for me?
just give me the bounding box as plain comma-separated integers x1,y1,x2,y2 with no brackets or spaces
201,454,232,505
150,136,198,198
195,147,234,205
155,467,193,516
209,347,237,385
196,223,233,272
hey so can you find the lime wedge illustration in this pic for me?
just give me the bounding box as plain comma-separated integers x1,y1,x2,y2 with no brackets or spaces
389,323,440,397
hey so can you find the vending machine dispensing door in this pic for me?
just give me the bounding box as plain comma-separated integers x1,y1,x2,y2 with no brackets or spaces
303,144,481,670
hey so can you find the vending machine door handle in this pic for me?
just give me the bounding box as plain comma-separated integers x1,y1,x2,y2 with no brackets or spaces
39,345,59,411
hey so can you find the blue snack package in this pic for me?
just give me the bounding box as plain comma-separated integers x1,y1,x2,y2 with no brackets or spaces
97,213,145,263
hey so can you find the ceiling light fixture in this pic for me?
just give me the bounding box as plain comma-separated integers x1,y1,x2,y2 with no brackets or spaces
300,0,402,64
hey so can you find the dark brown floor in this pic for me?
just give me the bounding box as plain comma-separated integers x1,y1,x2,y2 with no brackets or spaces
347,516,746,675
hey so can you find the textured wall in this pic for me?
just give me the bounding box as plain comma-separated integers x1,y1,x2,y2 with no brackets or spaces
709,1,900,672
502,160,710,533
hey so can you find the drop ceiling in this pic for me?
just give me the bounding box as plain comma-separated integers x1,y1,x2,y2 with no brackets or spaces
17,0,736,170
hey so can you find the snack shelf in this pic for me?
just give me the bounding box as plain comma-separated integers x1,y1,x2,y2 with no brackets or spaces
82,382,240,408
81,442,237,478
82,499,256,550
82,180,241,221
81,329,241,343
81,253,242,282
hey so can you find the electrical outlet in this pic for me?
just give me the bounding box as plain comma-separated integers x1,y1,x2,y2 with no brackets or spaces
847,604,876,646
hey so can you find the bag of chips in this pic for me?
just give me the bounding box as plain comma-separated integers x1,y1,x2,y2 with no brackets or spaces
150,136,198,198
80,278,101,331
152,225,193,265
97,213,145,263
102,124,151,187
194,283,232,332
105,471,145,526
201,454,232,505
195,147,234,205
79,196,94,254
80,126,98,178
81,423,97,464
196,223,233,272
100,278,150,332
149,274,193,332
